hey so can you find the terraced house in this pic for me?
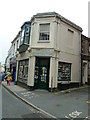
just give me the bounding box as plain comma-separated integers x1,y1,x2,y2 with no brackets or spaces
16,12,82,91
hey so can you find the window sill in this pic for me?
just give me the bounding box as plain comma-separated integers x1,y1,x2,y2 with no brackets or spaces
37,40,50,43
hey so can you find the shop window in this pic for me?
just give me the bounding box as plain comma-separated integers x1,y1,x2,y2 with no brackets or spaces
39,23,50,40
18,60,29,84
58,62,71,81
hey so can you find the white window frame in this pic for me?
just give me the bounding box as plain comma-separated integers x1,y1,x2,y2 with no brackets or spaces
39,23,50,41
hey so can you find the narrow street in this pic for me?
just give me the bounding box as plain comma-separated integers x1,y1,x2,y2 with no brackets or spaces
2,86,49,119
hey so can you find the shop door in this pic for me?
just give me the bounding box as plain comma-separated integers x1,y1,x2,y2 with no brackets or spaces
34,57,50,90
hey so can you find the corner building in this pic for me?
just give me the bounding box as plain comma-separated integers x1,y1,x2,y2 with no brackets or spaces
16,12,82,91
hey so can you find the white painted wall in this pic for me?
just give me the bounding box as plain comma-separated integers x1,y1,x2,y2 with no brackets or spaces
30,15,81,84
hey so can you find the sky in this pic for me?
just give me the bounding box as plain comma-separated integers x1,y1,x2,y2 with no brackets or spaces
0,0,89,64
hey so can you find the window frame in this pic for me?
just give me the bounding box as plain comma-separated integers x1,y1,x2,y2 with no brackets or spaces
58,62,71,81
39,23,50,41
18,59,29,84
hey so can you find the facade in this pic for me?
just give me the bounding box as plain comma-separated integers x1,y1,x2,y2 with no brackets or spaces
5,31,21,82
88,38,90,85
5,45,13,72
81,35,89,85
81,35,90,85
16,12,82,91
10,31,21,82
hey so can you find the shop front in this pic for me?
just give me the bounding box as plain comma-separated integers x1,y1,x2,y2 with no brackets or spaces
10,56,17,82
34,57,50,90
18,59,29,84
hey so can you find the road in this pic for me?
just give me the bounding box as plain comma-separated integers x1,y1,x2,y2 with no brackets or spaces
2,86,48,119
17,87,89,119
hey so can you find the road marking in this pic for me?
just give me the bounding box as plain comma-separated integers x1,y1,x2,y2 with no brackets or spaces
54,85,89,95
65,111,82,119
29,107,36,113
21,91,39,99
84,116,90,120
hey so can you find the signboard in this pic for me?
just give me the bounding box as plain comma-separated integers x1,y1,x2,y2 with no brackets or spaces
32,49,54,56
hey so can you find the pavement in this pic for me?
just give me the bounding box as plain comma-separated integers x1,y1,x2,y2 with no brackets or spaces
2,81,90,119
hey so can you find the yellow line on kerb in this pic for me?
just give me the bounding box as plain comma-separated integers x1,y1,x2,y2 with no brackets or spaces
53,85,89,95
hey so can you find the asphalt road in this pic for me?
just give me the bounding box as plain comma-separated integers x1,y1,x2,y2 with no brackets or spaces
2,86,48,119
17,87,89,119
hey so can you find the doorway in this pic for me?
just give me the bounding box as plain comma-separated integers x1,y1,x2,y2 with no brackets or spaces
34,57,50,90
82,62,87,84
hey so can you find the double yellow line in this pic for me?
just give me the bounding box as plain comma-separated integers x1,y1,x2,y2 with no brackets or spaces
53,85,89,95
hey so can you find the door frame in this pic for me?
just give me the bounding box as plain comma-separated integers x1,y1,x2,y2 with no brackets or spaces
34,57,50,90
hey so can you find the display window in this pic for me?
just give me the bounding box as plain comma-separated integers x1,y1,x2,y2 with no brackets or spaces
18,59,29,84
58,62,71,81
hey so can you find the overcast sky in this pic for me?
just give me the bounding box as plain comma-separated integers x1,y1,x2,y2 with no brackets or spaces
0,0,89,64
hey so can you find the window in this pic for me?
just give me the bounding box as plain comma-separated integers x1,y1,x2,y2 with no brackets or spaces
13,43,15,54
68,29,74,47
58,62,71,81
20,29,25,45
39,23,50,40
20,26,30,45
89,46,90,52
17,40,19,49
24,26,30,44
18,60,29,84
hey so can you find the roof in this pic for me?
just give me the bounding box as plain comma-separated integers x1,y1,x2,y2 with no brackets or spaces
21,21,31,29
31,12,82,32
81,34,90,41
11,31,21,44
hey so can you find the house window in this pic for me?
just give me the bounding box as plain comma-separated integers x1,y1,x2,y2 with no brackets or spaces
68,29,74,47
58,62,71,81
24,26,30,44
89,46,90,52
17,40,19,49
20,29,25,45
39,23,50,40
13,43,15,54
20,25,30,45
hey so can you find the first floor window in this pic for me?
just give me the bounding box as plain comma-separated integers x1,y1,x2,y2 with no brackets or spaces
58,62,71,81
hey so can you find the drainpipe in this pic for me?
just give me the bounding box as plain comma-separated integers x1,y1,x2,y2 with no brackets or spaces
79,33,81,87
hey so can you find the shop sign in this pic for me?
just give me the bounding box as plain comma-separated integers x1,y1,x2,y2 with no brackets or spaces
32,49,54,56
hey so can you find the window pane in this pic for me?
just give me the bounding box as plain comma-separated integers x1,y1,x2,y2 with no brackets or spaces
40,24,50,32
18,60,29,84
58,62,71,81
39,32,49,40
24,26,30,44
20,29,25,45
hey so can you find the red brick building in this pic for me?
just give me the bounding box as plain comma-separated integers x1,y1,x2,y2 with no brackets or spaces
81,34,90,85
